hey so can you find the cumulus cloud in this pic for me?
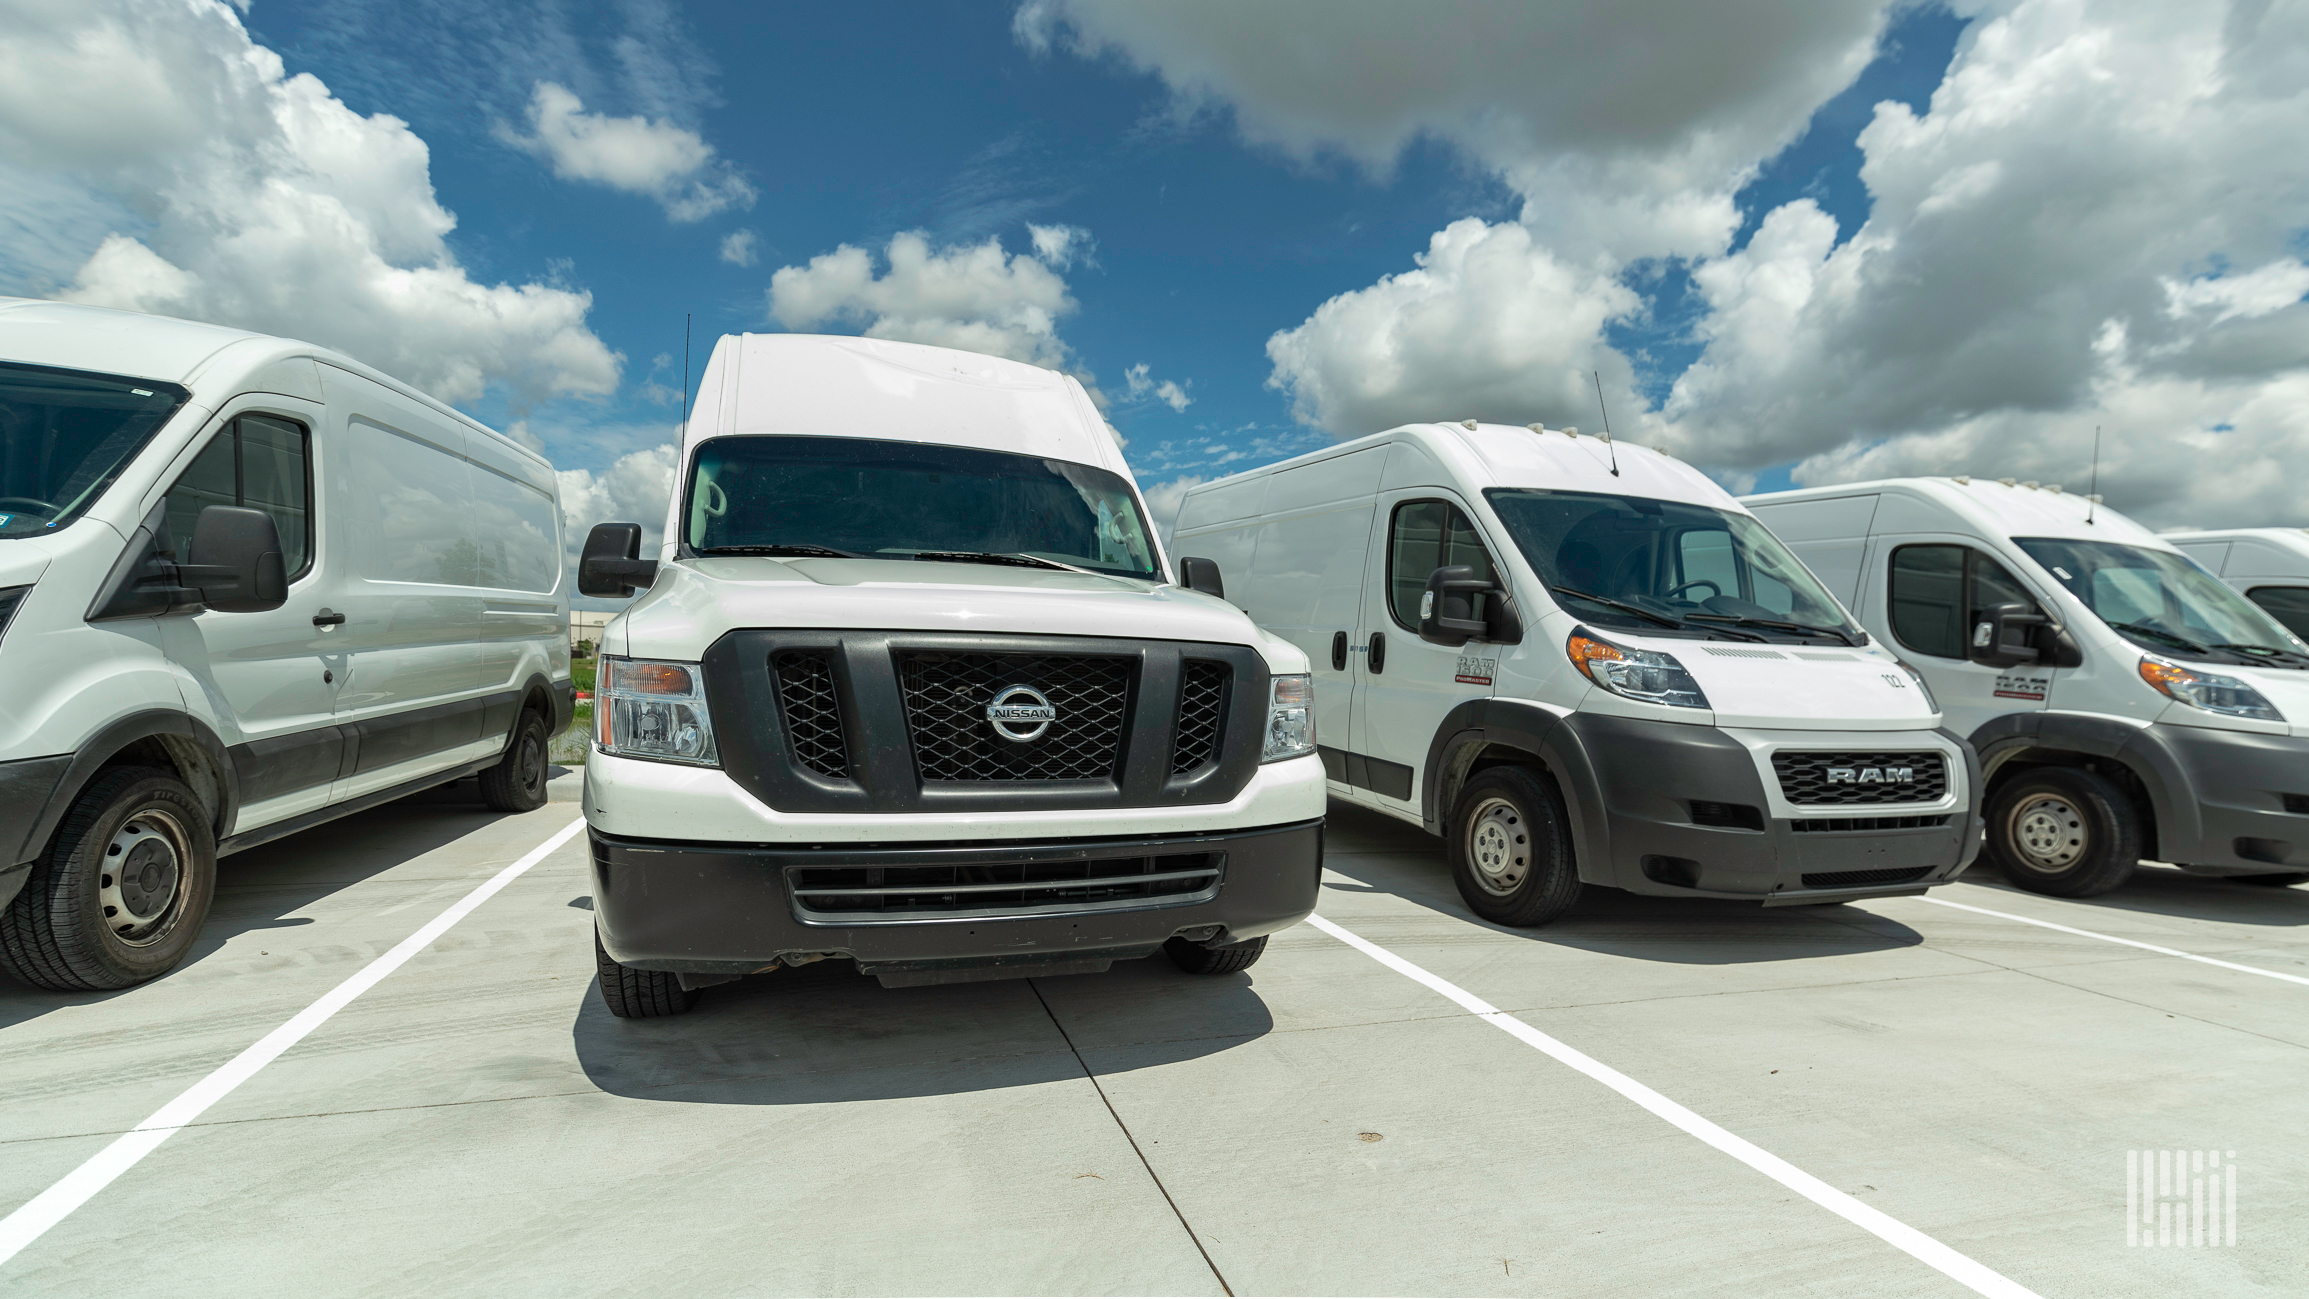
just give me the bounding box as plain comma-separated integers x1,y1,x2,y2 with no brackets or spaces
499,81,754,222
719,228,759,266
1123,362,1192,412
1139,473,1207,546
767,230,1081,371
556,440,680,568
0,0,619,406
1027,222,1093,269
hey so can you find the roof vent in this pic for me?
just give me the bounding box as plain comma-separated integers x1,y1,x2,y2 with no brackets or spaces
1562,426,1578,437
1527,423,1545,435
2022,480,2039,489
2047,484,2063,494
1953,475,1971,485
1999,478,2017,487
1462,419,1478,430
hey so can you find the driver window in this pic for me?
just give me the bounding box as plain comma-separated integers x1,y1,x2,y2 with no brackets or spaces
2247,586,2309,641
162,414,312,579
1388,499,1496,629
1890,544,2038,660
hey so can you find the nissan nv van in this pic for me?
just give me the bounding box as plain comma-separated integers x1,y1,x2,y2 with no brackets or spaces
1744,478,2309,895
576,334,1324,1017
1173,422,1977,926
2165,528,2309,644
0,299,573,991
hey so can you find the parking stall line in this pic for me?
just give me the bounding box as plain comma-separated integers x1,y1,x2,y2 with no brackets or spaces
1912,896,2309,988
0,814,587,1270
1302,913,2043,1299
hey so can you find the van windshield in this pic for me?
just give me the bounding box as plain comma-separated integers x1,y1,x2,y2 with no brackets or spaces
684,435,1160,580
0,362,191,539
2014,537,2309,668
1485,488,1861,643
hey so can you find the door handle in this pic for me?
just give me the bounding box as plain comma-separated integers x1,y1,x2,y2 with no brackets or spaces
1368,631,1386,674
312,610,346,627
1331,631,1348,671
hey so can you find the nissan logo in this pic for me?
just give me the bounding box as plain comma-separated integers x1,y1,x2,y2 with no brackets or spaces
986,684,1058,743
1825,766,1915,785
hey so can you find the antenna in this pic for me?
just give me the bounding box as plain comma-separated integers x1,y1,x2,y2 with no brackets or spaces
1592,370,1619,477
680,313,692,440
2086,424,2100,525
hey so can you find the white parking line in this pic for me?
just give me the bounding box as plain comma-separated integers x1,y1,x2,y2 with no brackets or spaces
0,814,587,1269
1303,913,2043,1299
1913,896,2309,987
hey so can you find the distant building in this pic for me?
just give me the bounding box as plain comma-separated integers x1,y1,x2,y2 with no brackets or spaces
570,608,613,653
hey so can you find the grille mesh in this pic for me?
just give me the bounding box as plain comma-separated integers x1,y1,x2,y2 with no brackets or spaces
1772,751,1947,806
1171,660,1230,775
789,851,1221,920
1800,867,1932,888
899,652,1131,781
1791,814,1950,833
772,652,850,779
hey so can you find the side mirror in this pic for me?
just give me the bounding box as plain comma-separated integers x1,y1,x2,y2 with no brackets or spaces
1177,556,1224,600
579,523,659,598
1970,601,2046,668
180,506,287,613
1418,564,1526,647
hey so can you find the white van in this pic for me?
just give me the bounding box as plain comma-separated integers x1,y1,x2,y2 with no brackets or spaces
576,334,1324,1017
1173,422,1974,925
2164,528,2309,644
0,299,573,990
1744,479,2309,895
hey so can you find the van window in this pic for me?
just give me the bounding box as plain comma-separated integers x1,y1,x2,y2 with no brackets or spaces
467,464,560,593
162,413,312,578
1,361,191,539
345,418,472,585
1388,500,1496,630
1887,545,2036,660
2247,587,2309,641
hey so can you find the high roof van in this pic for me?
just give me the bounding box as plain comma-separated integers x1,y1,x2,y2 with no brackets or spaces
2163,528,2309,644
0,299,573,991
575,334,1324,1017
1744,479,2309,895
1173,422,1976,926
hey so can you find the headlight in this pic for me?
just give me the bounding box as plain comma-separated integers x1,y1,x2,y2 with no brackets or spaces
1894,658,1937,711
1261,673,1315,763
597,657,720,765
2138,656,2283,722
1567,628,1709,709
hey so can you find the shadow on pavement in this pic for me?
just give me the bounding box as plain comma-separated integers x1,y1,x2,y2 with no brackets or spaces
1321,800,1927,965
572,953,1273,1105
1950,861,2309,929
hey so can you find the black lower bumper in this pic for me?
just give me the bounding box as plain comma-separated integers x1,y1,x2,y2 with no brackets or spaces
2127,724,2309,873
589,819,1324,974
0,753,73,910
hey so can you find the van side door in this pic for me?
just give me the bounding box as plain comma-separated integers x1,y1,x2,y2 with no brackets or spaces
1863,535,2058,743
462,432,565,722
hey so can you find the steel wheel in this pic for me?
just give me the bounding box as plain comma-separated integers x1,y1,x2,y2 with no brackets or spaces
1466,796,1530,896
2007,795,2086,873
95,807,194,947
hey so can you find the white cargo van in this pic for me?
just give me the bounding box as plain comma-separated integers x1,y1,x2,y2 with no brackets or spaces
576,334,1324,1017
0,299,573,990
2164,528,2309,645
1745,479,2309,895
1173,422,1975,925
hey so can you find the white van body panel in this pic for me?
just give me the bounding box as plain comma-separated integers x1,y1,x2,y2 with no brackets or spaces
2163,528,2309,645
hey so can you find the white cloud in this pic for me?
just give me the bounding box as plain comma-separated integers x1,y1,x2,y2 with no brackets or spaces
1123,361,1193,412
0,0,619,406
767,230,1082,371
1265,217,1643,437
1027,222,1093,269
719,228,759,266
556,440,680,564
1139,473,1207,546
498,81,754,222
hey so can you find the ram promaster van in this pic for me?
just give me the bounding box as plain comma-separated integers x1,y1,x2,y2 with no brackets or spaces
1745,479,2309,895
0,299,573,991
2164,528,2309,644
576,334,1324,1017
1173,422,1977,925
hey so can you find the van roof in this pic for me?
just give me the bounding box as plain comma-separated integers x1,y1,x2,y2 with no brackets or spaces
0,296,539,467
681,333,1128,475
1743,476,2171,549
2160,526,2309,553
1176,420,1736,521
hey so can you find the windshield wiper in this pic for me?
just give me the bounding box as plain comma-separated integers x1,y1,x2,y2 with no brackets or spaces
1685,612,1860,646
2210,642,2309,667
909,550,1086,573
1550,584,1686,630
696,543,866,559
2111,621,2206,653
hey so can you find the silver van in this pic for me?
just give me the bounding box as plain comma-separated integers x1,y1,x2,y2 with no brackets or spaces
0,299,573,990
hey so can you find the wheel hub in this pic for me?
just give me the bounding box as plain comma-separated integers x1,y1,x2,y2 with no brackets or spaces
2009,796,2086,870
1468,797,1530,895
97,811,189,945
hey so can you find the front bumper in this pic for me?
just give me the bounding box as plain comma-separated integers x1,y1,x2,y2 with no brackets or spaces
1544,714,1982,904
0,753,73,909
2126,723,2309,874
590,819,1324,975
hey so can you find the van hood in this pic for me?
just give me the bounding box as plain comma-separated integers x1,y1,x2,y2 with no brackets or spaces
614,556,1301,668
1610,630,1939,730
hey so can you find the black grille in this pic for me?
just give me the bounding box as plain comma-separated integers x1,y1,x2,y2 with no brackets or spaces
788,851,1223,921
898,652,1132,782
1172,660,1230,775
1690,800,1765,831
1801,867,1932,888
772,652,850,779
1772,751,1947,806
1791,814,1952,833
2282,794,2309,815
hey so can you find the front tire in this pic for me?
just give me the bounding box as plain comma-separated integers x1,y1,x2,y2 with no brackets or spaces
1985,767,2141,897
1166,934,1266,975
1447,767,1581,927
0,767,217,991
594,930,697,1018
479,710,550,813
